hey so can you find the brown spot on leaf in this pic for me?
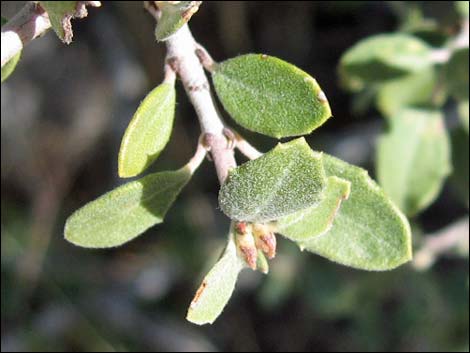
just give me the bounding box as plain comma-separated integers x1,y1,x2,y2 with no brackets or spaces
190,280,207,308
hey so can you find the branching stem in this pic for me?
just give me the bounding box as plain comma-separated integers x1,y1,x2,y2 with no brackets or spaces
164,23,236,184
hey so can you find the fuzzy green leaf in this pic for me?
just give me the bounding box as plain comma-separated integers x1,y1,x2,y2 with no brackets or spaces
155,1,201,41
187,231,245,325
376,66,439,118
219,138,326,222
65,168,191,248
377,108,451,216
40,1,77,43
118,82,176,178
339,34,433,90
212,54,332,138
301,154,412,271
1,17,21,83
277,176,351,241
445,47,469,101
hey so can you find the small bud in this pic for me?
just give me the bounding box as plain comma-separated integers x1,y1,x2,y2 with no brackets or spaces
235,224,257,270
253,223,277,259
235,221,249,235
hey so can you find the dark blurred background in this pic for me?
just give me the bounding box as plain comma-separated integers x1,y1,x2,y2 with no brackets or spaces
2,2,469,351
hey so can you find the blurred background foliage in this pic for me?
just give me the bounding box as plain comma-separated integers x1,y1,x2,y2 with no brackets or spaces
1,1,468,351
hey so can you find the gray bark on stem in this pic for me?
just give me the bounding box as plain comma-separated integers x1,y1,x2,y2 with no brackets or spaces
165,24,236,184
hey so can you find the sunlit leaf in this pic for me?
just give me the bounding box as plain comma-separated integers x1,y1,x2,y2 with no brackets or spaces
186,229,245,325
118,82,176,178
65,167,191,248
219,138,326,222
339,33,433,90
377,108,451,216
301,153,412,271
212,54,332,138
155,1,201,41
276,176,351,241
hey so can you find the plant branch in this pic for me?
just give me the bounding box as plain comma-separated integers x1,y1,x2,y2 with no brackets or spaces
413,217,469,270
1,2,51,67
163,23,236,184
233,132,263,160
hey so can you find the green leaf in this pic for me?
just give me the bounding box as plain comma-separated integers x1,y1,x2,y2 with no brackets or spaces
219,138,326,222
445,47,469,101
301,153,412,271
118,82,176,178
458,100,469,132
65,167,191,248
456,1,470,18
377,108,451,216
186,230,245,325
276,176,351,242
376,66,439,118
212,54,332,138
40,1,77,43
1,17,21,83
155,1,201,41
339,34,433,90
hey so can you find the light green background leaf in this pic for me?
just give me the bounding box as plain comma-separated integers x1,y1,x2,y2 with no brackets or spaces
277,176,351,241
219,138,326,222
377,108,451,216
212,54,332,138
340,33,433,89
65,168,191,248
376,66,438,118
301,153,412,271
187,231,245,325
118,82,176,178
456,1,470,18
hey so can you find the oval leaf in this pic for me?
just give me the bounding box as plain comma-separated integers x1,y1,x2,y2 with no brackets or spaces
377,108,451,216
219,138,326,222
339,33,433,90
212,54,332,138
118,82,176,178
277,176,351,241
301,153,412,271
444,47,469,101
155,1,201,41
65,167,191,248
376,66,439,118
187,230,245,325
